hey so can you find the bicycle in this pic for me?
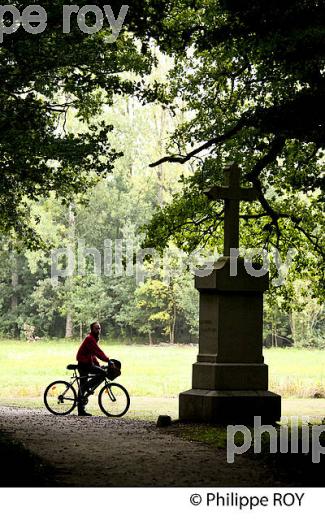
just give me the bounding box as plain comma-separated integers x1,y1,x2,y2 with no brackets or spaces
43,362,130,417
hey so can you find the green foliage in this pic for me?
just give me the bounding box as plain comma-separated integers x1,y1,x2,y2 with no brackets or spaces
0,87,202,342
143,0,325,292
0,83,322,344
0,1,155,245
0,3,323,343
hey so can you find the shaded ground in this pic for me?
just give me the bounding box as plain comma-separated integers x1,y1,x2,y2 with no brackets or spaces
0,406,324,487
0,431,54,486
167,422,325,487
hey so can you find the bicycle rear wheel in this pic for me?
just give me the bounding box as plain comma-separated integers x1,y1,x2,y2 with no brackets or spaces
44,380,77,415
98,383,130,417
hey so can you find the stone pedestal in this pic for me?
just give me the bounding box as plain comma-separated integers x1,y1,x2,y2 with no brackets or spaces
179,257,281,424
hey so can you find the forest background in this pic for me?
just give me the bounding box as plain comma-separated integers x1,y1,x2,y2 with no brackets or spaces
0,51,323,350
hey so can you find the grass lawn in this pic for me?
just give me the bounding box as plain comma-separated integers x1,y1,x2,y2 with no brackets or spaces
0,340,324,420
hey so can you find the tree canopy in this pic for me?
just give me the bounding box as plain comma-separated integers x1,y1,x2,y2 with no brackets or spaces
0,0,158,245
142,0,325,291
2,1,323,268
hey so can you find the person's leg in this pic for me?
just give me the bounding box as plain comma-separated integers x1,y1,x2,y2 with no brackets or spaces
87,365,106,391
77,365,91,415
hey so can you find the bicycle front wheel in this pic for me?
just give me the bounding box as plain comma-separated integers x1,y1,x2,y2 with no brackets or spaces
44,380,77,415
98,383,130,417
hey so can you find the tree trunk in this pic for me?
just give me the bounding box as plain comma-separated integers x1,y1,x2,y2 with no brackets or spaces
289,311,296,346
126,97,135,179
11,252,19,337
170,303,177,344
154,107,167,207
270,312,277,347
79,322,83,342
64,204,75,338
11,261,18,312
65,315,73,338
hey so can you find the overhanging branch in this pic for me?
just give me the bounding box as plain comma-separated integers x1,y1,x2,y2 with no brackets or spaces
149,118,247,167
246,136,286,244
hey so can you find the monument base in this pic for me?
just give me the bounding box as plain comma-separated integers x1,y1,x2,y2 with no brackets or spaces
192,362,269,390
179,389,281,425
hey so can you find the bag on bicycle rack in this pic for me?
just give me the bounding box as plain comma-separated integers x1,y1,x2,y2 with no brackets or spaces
106,359,121,380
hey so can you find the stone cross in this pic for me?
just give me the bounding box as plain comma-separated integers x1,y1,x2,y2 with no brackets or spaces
179,161,281,424
204,163,257,256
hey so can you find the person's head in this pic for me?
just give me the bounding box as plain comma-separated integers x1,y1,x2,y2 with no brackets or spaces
90,321,101,340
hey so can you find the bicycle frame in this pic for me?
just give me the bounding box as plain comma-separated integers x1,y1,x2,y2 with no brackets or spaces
69,368,109,398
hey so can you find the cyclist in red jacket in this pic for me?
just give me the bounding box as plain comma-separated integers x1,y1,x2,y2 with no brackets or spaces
76,321,110,416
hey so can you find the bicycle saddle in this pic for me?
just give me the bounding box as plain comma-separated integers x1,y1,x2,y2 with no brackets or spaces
66,364,78,370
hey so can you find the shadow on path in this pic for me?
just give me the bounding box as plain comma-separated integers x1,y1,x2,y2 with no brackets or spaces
0,406,320,487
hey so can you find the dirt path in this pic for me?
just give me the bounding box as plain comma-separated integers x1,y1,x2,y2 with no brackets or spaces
0,406,278,487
